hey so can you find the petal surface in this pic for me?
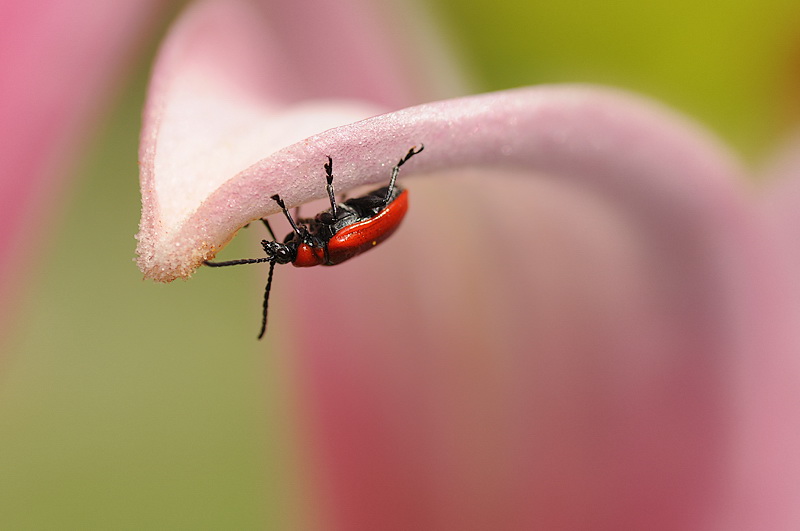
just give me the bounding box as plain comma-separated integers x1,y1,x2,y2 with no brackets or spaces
136,1,800,527
268,87,797,529
737,136,800,529
136,0,456,281
137,83,756,282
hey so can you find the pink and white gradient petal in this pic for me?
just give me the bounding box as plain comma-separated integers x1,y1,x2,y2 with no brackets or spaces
283,87,800,530
136,0,458,281
138,0,800,529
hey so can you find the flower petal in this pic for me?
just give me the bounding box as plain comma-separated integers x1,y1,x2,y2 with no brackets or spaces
761,132,800,256
737,135,800,529
137,83,754,282
271,87,797,528
136,0,458,282
0,0,162,338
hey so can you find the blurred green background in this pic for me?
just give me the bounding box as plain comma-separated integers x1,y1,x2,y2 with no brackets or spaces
1,0,798,528
440,0,799,159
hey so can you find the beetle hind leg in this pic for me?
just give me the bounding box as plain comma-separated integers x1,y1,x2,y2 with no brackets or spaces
385,144,424,203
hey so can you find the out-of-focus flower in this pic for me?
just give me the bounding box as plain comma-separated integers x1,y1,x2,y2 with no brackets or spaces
0,0,165,340
136,0,800,529
3,0,797,528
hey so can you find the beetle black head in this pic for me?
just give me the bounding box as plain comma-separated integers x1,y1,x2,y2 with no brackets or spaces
261,239,297,264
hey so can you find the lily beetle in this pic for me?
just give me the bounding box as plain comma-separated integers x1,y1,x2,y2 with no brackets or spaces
205,145,424,338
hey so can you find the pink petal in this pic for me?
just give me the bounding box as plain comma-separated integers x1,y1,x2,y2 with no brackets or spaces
138,2,800,525
138,81,751,282
136,0,460,281
761,132,800,255
735,135,800,529
0,0,162,337
268,89,797,528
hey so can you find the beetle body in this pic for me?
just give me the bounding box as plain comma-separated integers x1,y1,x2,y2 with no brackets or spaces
292,186,409,267
204,145,423,338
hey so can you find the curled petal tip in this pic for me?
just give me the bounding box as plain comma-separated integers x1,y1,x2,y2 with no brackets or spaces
138,84,747,282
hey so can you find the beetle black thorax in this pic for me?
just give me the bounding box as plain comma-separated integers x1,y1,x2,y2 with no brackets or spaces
305,184,404,243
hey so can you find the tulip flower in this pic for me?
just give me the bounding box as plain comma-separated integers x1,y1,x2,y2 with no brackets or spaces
135,0,800,529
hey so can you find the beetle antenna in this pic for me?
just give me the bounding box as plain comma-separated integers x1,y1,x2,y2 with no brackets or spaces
385,144,424,203
204,257,272,267
257,260,277,339
324,156,339,219
271,194,304,238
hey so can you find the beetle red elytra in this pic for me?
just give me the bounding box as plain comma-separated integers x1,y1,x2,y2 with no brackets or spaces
205,145,424,338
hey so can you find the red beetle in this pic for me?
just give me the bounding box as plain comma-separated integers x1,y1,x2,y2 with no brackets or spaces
205,145,423,338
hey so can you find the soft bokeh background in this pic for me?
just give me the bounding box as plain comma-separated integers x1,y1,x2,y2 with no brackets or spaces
2,0,799,527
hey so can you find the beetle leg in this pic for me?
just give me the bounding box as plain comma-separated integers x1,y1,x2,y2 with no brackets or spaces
241,219,277,241
385,144,424,203
260,218,277,240
271,194,307,240
324,156,339,219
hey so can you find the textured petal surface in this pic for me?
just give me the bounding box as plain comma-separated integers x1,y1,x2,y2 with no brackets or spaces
136,0,456,281
136,2,800,527
269,89,798,529
138,82,755,282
